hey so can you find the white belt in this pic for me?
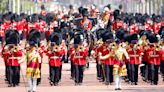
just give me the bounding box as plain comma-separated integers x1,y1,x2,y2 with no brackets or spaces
150,55,159,57
50,56,59,59
129,55,139,57
8,57,20,59
74,56,83,59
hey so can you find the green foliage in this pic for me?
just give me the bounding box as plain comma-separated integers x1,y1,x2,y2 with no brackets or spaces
0,0,8,13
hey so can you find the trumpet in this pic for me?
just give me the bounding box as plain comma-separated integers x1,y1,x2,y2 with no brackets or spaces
110,42,116,49
77,46,84,52
134,44,141,49
52,46,60,53
155,44,161,51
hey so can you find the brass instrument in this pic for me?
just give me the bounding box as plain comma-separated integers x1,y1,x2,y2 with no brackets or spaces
77,46,84,52
155,44,161,51
134,44,141,49
52,45,60,53
109,42,116,49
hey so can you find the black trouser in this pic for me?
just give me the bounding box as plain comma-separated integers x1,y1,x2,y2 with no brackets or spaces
129,64,139,83
150,64,159,84
0,36,4,43
160,60,164,78
126,62,131,81
37,63,42,84
71,61,75,78
101,64,105,82
75,65,84,83
8,66,20,85
5,63,9,81
148,63,152,81
49,64,52,80
104,65,113,83
59,65,62,81
50,66,60,84
96,61,102,78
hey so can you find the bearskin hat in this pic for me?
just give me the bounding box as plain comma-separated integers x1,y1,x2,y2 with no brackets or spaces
102,31,114,43
27,29,41,46
5,30,20,45
82,8,89,17
130,33,139,44
148,34,158,43
123,33,131,43
50,32,62,46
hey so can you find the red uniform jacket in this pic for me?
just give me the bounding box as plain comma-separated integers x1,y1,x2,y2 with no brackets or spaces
69,47,74,62
79,19,92,31
46,50,62,67
100,47,114,65
39,21,46,32
145,23,152,31
0,25,5,37
112,21,126,32
26,23,40,37
4,50,23,66
17,19,26,34
146,47,163,65
128,48,142,65
152,23,162,34
72,49,88,65
98,44,114,65
1,46,9,65
45,22,55,36
129,24,138,34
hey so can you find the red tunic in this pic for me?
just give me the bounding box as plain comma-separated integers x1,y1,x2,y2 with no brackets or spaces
161,49,164,61
79,19,92,31
46,50,62,67
152,23,162,34
145,23,152,31
72,49,88,65
128,48,142,65
39,21,46,32
129,24,138,34
0,25,5,37
112,21,126,32
146,48,163,65
5,50,23,66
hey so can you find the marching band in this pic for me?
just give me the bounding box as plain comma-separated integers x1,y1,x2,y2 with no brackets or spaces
0,4,164,92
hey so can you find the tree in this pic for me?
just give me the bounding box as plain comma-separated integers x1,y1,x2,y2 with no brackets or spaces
0,0,8,13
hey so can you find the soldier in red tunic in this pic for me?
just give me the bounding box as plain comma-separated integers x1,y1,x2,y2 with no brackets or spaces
128,34,142,85
72,33,88,85
152,16,162,34
45,32,63,86
146,34,163,85
79,8,92,31
3,30,23,87
129,18,138,34
99,31,115,85
112,15,126,33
